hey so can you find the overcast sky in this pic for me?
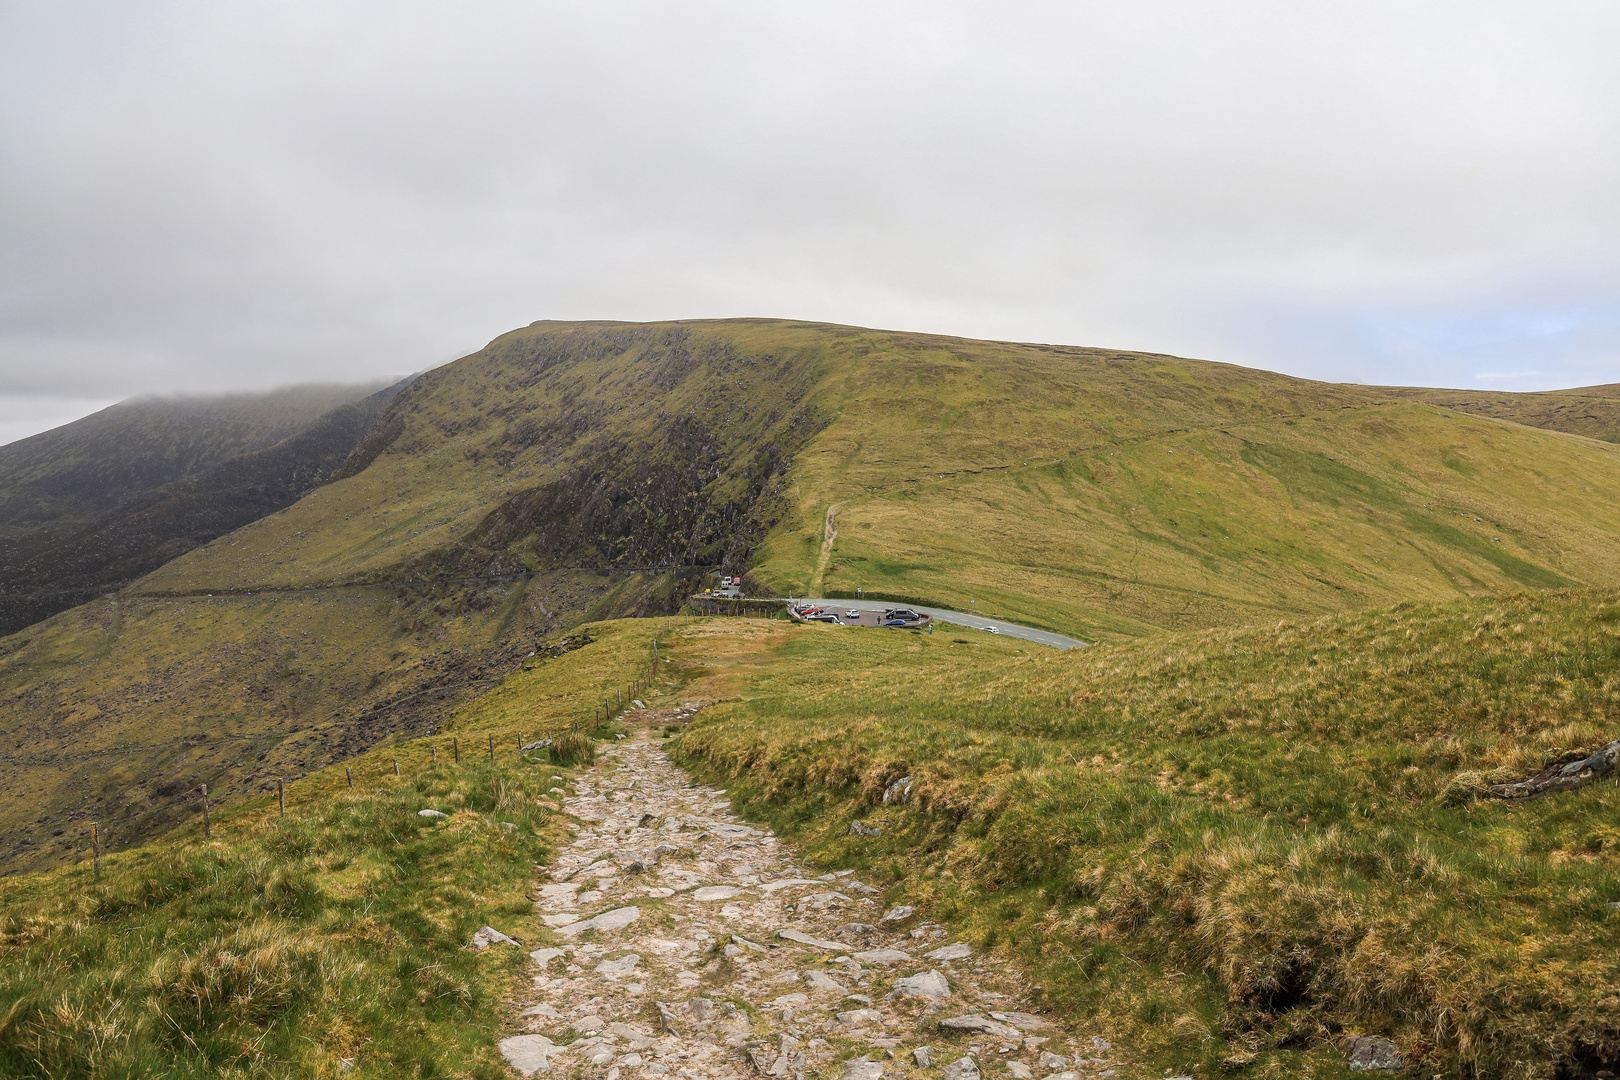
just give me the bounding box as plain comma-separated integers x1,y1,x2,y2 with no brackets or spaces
2,1,1617,445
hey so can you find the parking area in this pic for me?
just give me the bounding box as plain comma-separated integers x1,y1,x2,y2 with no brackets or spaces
790,602,932,629
789,598,1089,649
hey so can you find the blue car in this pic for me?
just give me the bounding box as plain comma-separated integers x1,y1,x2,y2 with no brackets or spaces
881,619,908,627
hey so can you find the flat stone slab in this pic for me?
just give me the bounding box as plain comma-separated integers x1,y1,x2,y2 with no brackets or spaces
777,929,853,952
761,878,825,893
803,969,848,992
554,906,641,936
595,953,641,973
852,949,912,966
940,1014,1022,1040
891,970,951,999
925,942,973,961
988,1011,1051,1032
842,1059,885,1080
692,886,746,901
499,1035,561,1075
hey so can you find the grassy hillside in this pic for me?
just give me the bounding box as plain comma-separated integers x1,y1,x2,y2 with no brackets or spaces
8,318,1620,876
0,616,666,1079
0,381,399,635
132,321,1620,646
669,595,1620,1079
1382,382,1620,445
0,569,682,873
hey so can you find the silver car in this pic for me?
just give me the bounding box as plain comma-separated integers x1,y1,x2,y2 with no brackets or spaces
845,610,863,619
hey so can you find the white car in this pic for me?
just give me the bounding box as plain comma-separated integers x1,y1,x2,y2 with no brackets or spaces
845,610,863,619
985,626,1000,634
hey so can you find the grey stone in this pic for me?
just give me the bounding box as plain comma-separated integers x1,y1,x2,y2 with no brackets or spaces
693,885,745,901
883,777,912,804
943,1056,982,1080
939,1015,1022,1040
842,1058,885,1080
835,1008,886,1027
765,993,809,1009
521,739,552,751
837,922,880,939
849,820,883,837
595,953,642,974
1344,1035,1402,1072
554,906,641,936
575,1015,606,1032
1006,1064,1033,1079
852,949,912,966
529,947,566,966
777,928,853,952
606,1023,656,1050
1041,1073,1079,1080
987,1011,1050,1032
520,1003,561,1018
925,943,973,961
761,877,826,893
470,926,519,949
417,809,448,818
1037,1053,1068,1070
499,1035,560,1075
913,1047,934,1068
879,905,916,923
803,970,848,992
891,970,951,1000
1090,1037,1110,1051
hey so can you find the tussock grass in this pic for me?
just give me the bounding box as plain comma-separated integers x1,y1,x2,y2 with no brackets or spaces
0,760,553,1078
0,616,673,1077
672,599,1620,1078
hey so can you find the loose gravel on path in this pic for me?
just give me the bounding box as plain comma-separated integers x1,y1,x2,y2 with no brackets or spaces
497,711,1126,1080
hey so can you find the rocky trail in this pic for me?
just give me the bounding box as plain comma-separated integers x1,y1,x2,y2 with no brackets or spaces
492,708,1143,1080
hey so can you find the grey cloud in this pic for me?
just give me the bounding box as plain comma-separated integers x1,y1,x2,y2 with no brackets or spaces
2,0,1617,442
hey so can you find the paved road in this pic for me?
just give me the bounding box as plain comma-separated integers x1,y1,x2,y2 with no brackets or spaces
791,598,1088,650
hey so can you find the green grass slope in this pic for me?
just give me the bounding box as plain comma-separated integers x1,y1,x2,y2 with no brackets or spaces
8,318,1620,873
0,616,668,1079
132,320,1620,646
1382,382,1620,445
671,594,1620,1079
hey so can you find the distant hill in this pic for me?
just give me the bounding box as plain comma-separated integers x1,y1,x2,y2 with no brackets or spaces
0,381,404,634
1380,381,1620,444
5,318,1620,872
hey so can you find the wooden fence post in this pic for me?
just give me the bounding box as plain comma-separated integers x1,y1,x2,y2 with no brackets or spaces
393,759,400,777
91,822,101,879
454,737,460,763
277,778,285,816
431,745,437,764
201,785,211,838
487,733,494,761
346,766,353,788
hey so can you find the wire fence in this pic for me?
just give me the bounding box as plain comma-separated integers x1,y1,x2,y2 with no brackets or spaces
20,613,704,878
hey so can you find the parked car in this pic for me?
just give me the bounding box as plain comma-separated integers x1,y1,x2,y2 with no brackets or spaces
985,626,1000,634
845,610,863,619
881,619,908,627
796,606,822,617
885,608,921,621
809,613,840,623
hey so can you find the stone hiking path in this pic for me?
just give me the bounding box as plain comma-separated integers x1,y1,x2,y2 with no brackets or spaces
493,713,1145,1080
